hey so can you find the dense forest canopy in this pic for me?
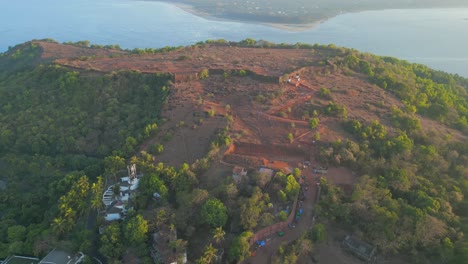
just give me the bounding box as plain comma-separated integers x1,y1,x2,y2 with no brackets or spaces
0,39,467,263
0,42,171,258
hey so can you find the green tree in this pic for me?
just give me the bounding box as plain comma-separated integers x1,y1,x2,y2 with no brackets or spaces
438,237,454,262
319,87,332,99
8,241,24,255
172,163,198,193
51,217,69,236
104,155,125,178
310,223,326,243
361,120,387,140
278,190,287,203
139,172,168,200
91,176,104,211
452,242,468,264
279,211,288,221
149,143,164,155
208,108,215,117
200,198,228,228
199,69,209,79
123,214,148,245
240,38,256,46
237,69,247,76
197,243,218,264
285,175,300,201
99,222,124,260
124,136,137,156
293,168,302,178
308,118,319,129
314,132,321,141
212,227,226,245
7,225,26,242
228,231,253,262
144,123,158,138
239,188,267,230
175,189,209,232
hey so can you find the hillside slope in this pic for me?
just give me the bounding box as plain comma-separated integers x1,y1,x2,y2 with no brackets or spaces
0,39,467,263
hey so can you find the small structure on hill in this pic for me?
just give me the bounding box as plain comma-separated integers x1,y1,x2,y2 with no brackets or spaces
2,249,84,264
102,164,139,222
104,204,123,221
232,166,247,184
263,160,292,174
258,167,274,180
39,248,84,264
2,255,40,264
342,235,377,263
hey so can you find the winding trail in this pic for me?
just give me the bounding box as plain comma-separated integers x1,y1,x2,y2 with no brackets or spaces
246,168,318,264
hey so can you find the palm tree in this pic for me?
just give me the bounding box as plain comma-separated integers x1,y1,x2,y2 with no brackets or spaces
51,217,67,236
91,177,104,211
91,196,103,211
212,227,225,245
64,207,76,220
199,243,218,264
58,196,69,213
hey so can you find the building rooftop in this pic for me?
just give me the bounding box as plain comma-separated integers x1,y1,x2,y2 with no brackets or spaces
39,248,84,264
258,167,274,178
3,250,84,264
232,166,247,176
342,235,377,261
2,255,39,264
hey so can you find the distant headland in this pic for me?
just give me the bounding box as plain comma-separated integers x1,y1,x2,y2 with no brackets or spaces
155,0,468,29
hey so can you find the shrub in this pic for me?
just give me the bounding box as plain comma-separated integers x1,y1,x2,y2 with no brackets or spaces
149,143,164,155
314,132,321,141
279,211,288,221
199,69,209,79
310,223,327,243
324,101,347,119
308,118,319,129
163,132,172,142
208,108,215,117
319,87,332,99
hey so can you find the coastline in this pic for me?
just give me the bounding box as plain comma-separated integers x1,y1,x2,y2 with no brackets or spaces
164,1,327,32
260,21,325,32
154,1,468,33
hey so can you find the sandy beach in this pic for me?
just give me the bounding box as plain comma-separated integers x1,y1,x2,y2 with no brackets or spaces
161,1,327,32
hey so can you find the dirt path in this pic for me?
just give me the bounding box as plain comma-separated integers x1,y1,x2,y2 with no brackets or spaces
239,110,308,126
247,168,318,264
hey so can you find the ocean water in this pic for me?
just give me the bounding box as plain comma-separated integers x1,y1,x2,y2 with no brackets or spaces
1,0,467,76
